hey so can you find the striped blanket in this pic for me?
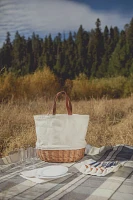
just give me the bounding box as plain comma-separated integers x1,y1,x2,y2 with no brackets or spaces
0,145,133,200
75,145,133,176
85,144,133,161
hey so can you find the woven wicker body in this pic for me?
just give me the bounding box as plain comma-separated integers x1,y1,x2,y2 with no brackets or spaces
37,148,85,163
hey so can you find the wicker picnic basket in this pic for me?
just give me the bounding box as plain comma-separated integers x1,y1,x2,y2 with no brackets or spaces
36,148,85,163
34,91,88,163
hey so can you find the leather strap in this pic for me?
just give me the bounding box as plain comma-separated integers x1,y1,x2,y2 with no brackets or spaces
52,91,72,115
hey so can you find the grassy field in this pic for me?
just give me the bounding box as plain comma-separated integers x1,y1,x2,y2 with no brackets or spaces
0,96,133,157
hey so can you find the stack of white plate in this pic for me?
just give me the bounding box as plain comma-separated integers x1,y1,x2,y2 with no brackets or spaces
35,165,69,179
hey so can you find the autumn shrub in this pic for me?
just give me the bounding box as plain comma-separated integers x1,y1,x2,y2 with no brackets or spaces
0,67,60,101
0,70,133,102
71,75,130,100
102,76,127,98
31,68,60,98
124,74,133,97
0,72,18,101
71,73,93,100
64,79,73,96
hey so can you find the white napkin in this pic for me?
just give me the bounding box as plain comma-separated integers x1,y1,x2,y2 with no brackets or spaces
75,159,123,176
20,169,49,183
21,169,38,177
20,174,50,183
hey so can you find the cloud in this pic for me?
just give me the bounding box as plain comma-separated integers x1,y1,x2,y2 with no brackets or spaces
0,0,132,46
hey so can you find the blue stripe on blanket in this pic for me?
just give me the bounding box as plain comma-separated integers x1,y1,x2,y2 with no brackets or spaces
86,145,133,162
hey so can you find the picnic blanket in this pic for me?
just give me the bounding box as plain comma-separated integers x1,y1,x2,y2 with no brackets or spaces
1,145,133,200
85,144,133,161
1,144,133,176
75,144,133,176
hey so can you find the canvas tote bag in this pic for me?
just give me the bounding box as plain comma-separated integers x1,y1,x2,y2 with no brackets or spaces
34,91,89,162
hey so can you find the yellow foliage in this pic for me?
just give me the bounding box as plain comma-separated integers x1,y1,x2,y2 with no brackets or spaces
0,68,60,101
71,75,131,100
0,70,133,102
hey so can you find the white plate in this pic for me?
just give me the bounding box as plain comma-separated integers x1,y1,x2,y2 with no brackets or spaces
36,173,70,179
36,165,68,177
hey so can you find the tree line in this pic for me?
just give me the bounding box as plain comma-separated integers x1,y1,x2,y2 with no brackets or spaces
0,18,133,80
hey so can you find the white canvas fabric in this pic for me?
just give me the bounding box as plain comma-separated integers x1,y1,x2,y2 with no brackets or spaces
34,114,89,150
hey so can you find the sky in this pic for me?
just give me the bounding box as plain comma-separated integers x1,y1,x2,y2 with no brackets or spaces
0,0,133,47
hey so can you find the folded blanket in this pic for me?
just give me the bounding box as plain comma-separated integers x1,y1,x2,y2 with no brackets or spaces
76,144,133,176
85,144,133,162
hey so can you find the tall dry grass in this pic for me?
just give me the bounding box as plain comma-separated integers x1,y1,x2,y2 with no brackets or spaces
0,96,133,157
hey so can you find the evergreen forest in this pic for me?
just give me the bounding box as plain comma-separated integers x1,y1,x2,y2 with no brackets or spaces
0,18,133,80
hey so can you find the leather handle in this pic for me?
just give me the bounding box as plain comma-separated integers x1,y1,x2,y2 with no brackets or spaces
52,91,72,115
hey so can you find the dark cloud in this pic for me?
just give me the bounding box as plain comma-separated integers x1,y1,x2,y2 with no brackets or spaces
0,0,132,46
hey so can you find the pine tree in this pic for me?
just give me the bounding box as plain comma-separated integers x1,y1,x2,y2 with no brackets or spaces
64,32,75,79
108,27,119,55
126,18,133,73
12,31,27,75
2,32,12,70
31,33,42,72
75,25,89,74
127,18,133,51
87,29,95,77
88,19,104,77
108,30,129,76
0,48,3,71
47,34,54,68
97,26,109,77
26,37,33,73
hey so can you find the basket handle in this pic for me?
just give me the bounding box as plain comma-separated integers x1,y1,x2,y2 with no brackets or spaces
52,91,72,115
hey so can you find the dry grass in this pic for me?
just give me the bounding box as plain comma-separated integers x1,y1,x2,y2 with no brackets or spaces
0,96,133,157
